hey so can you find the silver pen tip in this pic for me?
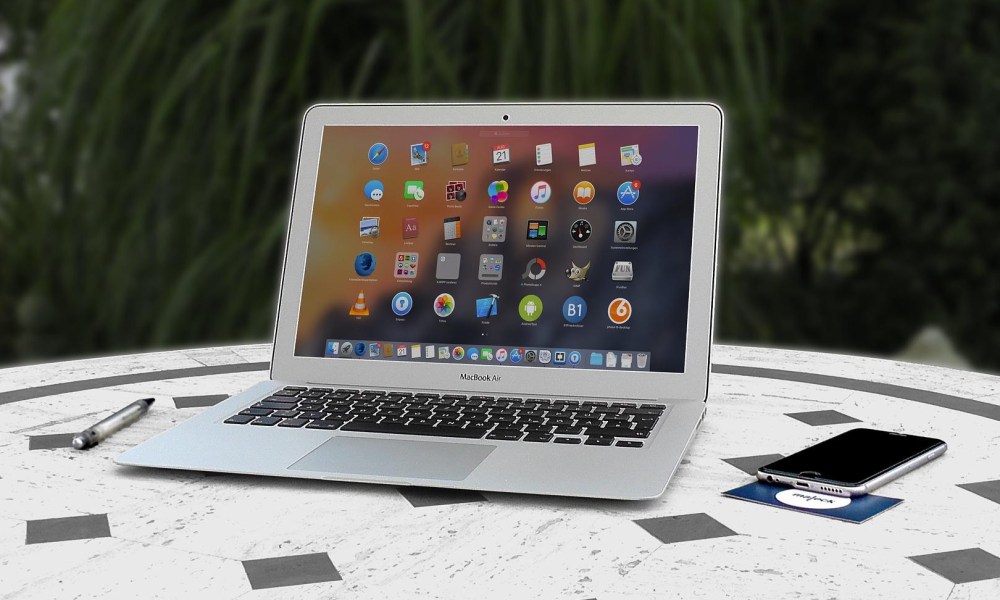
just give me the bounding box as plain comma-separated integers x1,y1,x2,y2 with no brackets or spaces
71,435,88,450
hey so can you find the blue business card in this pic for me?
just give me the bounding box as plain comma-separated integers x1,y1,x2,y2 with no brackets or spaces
723,481,903,524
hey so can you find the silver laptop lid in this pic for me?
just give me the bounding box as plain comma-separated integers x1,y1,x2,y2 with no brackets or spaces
271,103,723,402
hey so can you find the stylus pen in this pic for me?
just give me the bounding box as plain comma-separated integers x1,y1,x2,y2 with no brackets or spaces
72,398,155,450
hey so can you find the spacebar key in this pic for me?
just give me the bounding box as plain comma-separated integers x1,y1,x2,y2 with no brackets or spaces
340,421,487,439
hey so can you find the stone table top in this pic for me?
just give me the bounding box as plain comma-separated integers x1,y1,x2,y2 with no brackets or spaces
1,344,999,599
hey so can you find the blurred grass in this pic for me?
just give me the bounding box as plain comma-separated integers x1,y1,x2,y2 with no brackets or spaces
2,0,998,367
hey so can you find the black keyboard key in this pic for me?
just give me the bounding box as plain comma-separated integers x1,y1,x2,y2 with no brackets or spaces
283,386,307,391
277,418,309,428
224,414,255,424
254,401,296,410
296,402,324,411
545,417,574,426
411,418,439,427
309,387,333,393
592,407,620,415
465,413,490,422
299,411,326,420
305,420,343,430
381,416,411,425
516,416,544,425
486,429,523,440
616,441,644,448
584,436,614,446
553,426,584,435
270,410,301,418
335,388,359,394
585,427,649,438
524,424,554,433
251,417,282,426
441,394,467,400
340,421,487,439
273,390,299,397
624,407,665,416
554,437,582,444
518,409,545,417
524,433,553,443
240,408,272,417
640,404,666,410
298,391,325,399
582,401,609,408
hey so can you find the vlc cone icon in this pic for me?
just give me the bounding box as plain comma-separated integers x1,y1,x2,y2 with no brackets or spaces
349,290,369,316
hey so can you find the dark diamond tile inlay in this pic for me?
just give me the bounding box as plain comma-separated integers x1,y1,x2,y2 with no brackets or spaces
242,552,342,590
173,394,229,409
28,433,77,450
785,410,861,426
958,480,1000,506
634,512,737,545
723,454,785,476
909,547,1000,584
25,514,111,544
397,486,487,508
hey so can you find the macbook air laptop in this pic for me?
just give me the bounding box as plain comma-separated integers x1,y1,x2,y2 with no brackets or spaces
117,103,723,500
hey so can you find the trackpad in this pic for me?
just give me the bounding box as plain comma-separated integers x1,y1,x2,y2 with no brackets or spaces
287,436,495,481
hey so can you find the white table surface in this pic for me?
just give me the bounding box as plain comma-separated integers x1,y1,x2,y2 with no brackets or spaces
1,344,999,599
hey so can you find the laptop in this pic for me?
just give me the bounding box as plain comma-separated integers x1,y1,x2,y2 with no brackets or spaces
117,103,723,500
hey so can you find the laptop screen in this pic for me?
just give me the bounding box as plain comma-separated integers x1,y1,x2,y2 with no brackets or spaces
294,125,699,373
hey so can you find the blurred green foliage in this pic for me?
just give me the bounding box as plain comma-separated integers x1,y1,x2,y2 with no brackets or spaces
0,0,998,367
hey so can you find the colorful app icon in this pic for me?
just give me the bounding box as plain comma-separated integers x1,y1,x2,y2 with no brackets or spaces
325,340,339,357
443,216,461,240
617,180,640,205
571,219,592,242
397,345,407,357
565,260,590,282
394,252,419,279
353,342,367,357
569,351,582,365
573,181,595,204
526,219,548,240
468,347,480,361
391,291,413,316
368,142,388,165
578,142,596,166
451,142,469,166
452,346,466,360
476,294,499,318
620,144,642,166
424,345,435,358
589,352,604,366
536,143,553,166
384,343,394,357
410,344,421,357
359,216,380,238
621,352,633,368
539,349,552,364
339,341,353,355
478,254,504,281
446,180,467,201
404,180,425,201
612,261,633,281
364,179,384,202
562,296,588,324
518,294,543,322
608,297,633,324
510,348,523,363
369,342,382,358
436,253,461,280
530,181,552,204
434,293,456,318
614,220,637,244
496,348,509,362
492,144,511,164
525,349,537,363
402,217,419,239
354,252,376,277
349,290,369,316
522,258,547,280
438,346,451,359
482,216,507,242
554,350,567,365
606,352,618,368
488,180,509,204
481,348,494,361
410,142,428,166
637,353,649,369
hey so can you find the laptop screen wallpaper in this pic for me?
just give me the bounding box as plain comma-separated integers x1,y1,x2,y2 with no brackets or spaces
294,125,698,373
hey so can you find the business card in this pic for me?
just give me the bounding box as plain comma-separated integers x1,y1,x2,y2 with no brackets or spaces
723,481,903,524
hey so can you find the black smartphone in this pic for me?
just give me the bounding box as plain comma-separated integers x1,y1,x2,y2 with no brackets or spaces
757,428,946,497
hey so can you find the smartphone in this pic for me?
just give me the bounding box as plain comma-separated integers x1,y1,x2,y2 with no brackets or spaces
757,428,946,497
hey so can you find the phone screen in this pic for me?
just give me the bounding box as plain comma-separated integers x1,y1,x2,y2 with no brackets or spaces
760,428,945,486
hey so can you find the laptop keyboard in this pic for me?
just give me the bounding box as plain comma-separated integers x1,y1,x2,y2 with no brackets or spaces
223,387,666,448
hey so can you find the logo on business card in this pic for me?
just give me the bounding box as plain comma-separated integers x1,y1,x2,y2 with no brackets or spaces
775,489,851,510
